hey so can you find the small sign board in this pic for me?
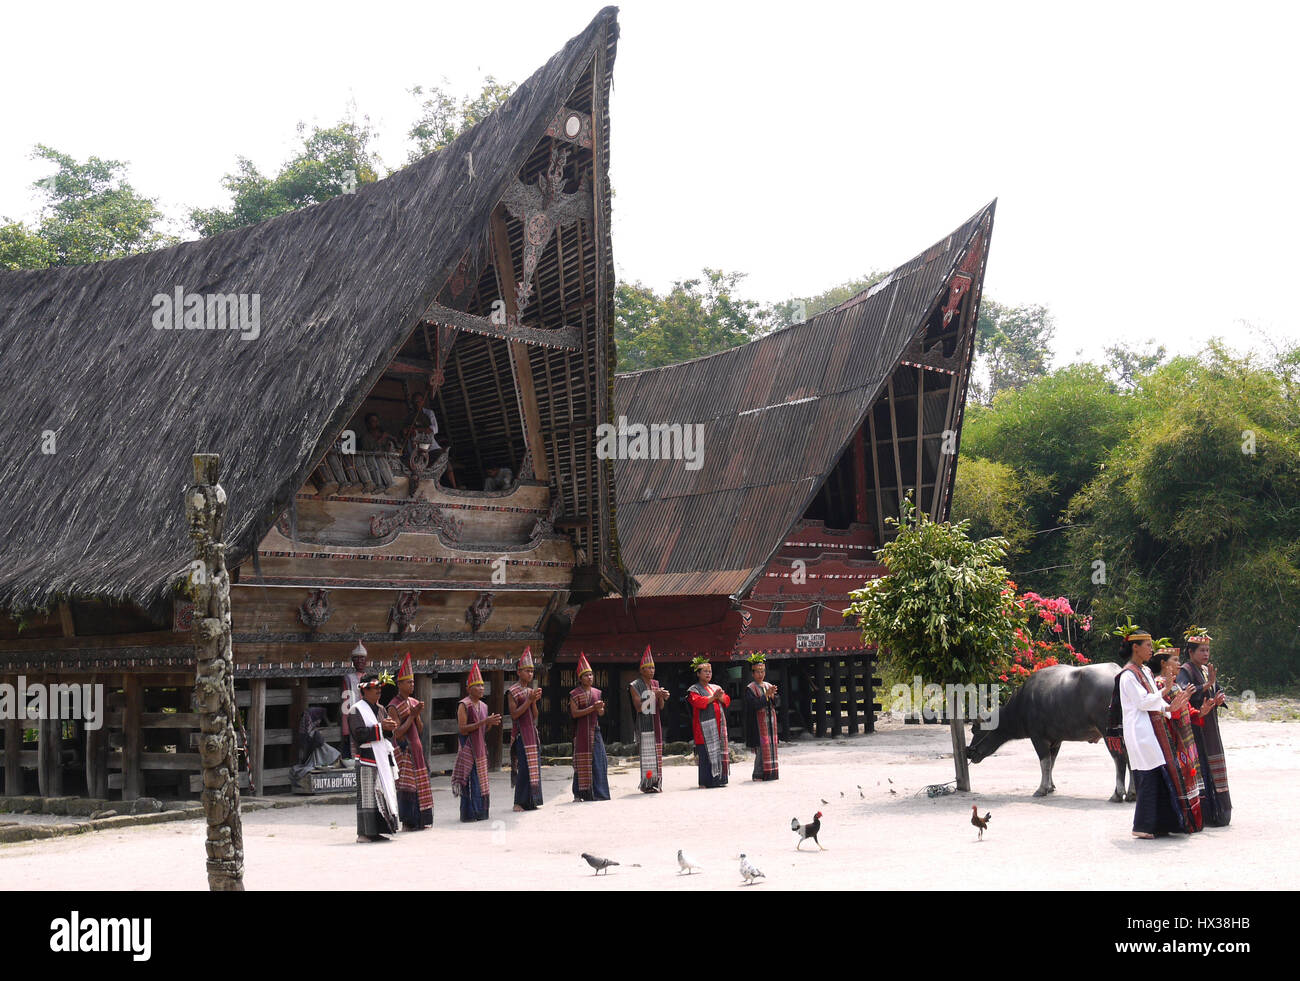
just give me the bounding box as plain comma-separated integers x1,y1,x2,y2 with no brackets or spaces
796,632,826,650
293,767,358,795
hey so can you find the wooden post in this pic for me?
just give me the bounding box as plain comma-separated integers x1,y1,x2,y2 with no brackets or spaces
830,658,843,738
846,657,860,735
4,711,22,796
248,679,266,798
123,675,143,801
488,670,505,769
186,452,245,891
852,427,871,525
85,675,108,798
814,659,828,738
290,678,309,754
416,675,434,761
37,713,61,797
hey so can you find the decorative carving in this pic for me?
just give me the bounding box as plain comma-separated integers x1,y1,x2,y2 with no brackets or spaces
530,494,563,540
499,144,592,314
465,592,495,634
545,106,594,149
406,442,451,498
388,590,420,635
369,500,463,545
173,599,195,632
518,448,535,482
448,250,473,298
940,230,986,327
298,589,332,632
899,333,965,375
422,301,581,351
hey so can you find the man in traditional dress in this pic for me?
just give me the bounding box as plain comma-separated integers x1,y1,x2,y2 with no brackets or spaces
627,645,668,793
569,652,610,801
339,642,367,759
453,660,500,822
1117,627,1193,838
743,653,779,781
387,653,433,830
349,673,400,842
1153,646,1203,832
1178,627,1232,826
509,647,544,811
688,657,730,788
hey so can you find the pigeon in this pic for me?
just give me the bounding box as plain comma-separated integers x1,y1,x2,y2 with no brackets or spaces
889,788,897,796
739,853,765,885
888,778,893,784
820,798,828,805
857,784,864,799
677,849,703,875
581,853,619,875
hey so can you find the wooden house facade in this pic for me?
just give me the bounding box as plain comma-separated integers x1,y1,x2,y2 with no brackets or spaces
559,203,995,745
0,9,628,799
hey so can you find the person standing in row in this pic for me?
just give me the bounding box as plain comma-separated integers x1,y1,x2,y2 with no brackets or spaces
350,673,399,843
743,653,779,781
1178,627,1232,827
340,642,367,759
1152,646,1203,833
509,647,544,811
570,652,610,801
627,645,667,793
387,653,432,831
688,657,730,789
453,661,499,822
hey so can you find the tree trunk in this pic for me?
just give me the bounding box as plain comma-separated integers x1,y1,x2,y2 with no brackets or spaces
186,453,245,891
950,702,971,792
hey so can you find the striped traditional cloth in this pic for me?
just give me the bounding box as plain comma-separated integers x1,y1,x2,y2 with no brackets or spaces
452,697,491,801
629,677,663,792
1156,678,1202,831
1125,664,1189,832
509,682,542,794
570,685,601,792
388,695,434,818
748,681,779,780
690,683,729,785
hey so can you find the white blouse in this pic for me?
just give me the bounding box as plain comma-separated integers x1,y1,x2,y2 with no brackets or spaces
1120,664,1171,771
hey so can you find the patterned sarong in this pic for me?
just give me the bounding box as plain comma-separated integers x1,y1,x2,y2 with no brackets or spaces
388,695,433,828
1178,662,1232,826
630,678,664,792
452,697,490,822
509,682,543,810
690,683,730,788
571,685,601,793
1124,664,1187,834
747,681,779,781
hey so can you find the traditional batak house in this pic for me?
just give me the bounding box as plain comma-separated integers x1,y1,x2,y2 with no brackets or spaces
561,202,995,744
0,9,629,799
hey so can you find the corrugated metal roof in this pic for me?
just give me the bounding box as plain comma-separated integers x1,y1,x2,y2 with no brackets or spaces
612,201,994,597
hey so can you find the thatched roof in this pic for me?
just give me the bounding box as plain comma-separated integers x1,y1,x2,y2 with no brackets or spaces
612,201,995,598
0,7,621,616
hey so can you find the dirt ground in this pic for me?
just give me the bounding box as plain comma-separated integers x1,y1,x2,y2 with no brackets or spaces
2,715,1295,890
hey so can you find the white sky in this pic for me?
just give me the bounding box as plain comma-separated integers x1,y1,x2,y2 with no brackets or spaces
2,0,1297,364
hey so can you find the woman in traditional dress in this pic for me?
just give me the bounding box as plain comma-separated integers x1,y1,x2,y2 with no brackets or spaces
688,657,730,788
743,654,779,781
508,647,544,811
387,653,432,830
627,645,668,793
1116,626,1193,838
1152,646,1203,833
569,652,610,801
453,661,500,822
1177,627,1232,826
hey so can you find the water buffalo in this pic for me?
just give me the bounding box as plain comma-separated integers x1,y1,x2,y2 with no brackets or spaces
966,663,1135,801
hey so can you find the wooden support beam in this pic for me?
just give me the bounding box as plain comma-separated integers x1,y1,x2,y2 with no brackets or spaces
122,676,143,800
915,366,925,500
37,715,61,797
488,669,505,770
59,601,76,637
886,376,906,513
290,678,309,755
490,209,551,483
852,426,870,525
867,407,886,540
4,713,22,796
830,658,843,739
248,679,266,797
416,675,435,762
932,367,961,520
86,677,109,798
846,656,860,735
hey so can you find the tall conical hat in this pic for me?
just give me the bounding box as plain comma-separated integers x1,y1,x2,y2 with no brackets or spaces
518,646,535,670
576,652,593,678
395,652,414,683
466,660,485,687
639,645,654,668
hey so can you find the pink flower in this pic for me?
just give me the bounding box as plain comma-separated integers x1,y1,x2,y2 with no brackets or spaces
1052,624,1063,633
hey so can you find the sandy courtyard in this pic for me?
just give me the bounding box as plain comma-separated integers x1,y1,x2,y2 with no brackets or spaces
2,717,1295,890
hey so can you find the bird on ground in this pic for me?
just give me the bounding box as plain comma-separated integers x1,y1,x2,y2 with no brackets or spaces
820,798,828,805
971,805,992,840
857,784,864,799
677,849,703,875
888,778,893,784
889,788,897,795
582,853,619,875
792,811,825,850
739,854,765,885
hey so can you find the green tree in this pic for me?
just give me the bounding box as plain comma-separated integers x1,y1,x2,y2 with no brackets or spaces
190,117,382,237
846,496,1025,789
1105,338,1169,390
0,221,55,271
949,457,1051,559
407,77,515,159
969,301,1056,404
768,270,889,327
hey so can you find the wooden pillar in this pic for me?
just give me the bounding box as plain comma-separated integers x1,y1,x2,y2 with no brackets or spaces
846,657,860,735
123,675,143,800
4,712,21,796
248,679,266,798
867,649,881,733
36,715,61,797
852,427,871,525
416,675,435,761
813,659,827,738
289,678,309,752
830,658,843,738
488,670,505,769
85,677,109,799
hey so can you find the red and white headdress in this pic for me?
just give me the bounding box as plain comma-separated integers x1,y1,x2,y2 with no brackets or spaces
395,652,414,683
576,652,593,678
466,660,485,688
518,646,535,670
639,645,654,669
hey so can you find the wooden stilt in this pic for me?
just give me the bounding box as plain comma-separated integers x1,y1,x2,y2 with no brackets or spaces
846,656,860,735
37,714,61,797
289,678,309,753
815,659,829,737
86,678,108,799
123,675,143,800
830,658,843,738
488,670,505,770
4,711,22,796
248,679,266,798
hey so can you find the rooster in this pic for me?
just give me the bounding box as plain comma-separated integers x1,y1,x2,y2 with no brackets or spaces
971,804,991,840
791,811,824,850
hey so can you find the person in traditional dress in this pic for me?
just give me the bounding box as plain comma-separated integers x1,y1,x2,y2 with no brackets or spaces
569,652,610,801
743,654,779,781
339,642,367,759
387,653,433,830
627,645,668,793
1152,646,1203,833
453,661,500,822
349,673,400,843
509,647,544,811
1116,628,1193,839
1177,627,1232,827
688,657,730,788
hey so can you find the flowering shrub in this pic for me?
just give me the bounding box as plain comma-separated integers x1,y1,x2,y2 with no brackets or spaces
994,582,1091,688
